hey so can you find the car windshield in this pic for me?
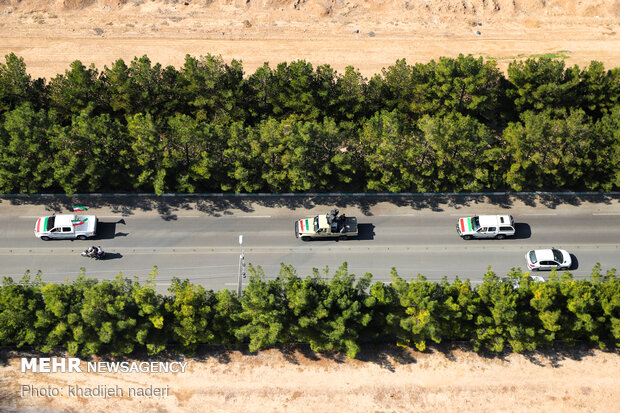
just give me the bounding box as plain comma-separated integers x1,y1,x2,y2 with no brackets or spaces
472,217,481,231
552,249,563,263
46,216,55,231
529,251,537,264
313,217,319,232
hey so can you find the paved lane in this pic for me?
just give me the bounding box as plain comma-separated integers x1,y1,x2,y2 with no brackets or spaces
0,195,618,290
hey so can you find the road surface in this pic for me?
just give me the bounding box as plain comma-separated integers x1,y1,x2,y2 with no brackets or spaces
0,194,618,291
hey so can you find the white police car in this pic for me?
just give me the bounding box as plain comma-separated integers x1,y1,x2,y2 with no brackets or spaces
525,248,572,271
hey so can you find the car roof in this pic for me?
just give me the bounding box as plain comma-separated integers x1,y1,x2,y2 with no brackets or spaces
533,249,555,261
53,214,78,227
477,215,512,227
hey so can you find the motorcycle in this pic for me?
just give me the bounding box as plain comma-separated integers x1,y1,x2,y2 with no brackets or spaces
81,247,105,260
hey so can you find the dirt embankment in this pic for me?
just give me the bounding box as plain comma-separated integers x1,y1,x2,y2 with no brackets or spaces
2,345,620,412
0,0,619,79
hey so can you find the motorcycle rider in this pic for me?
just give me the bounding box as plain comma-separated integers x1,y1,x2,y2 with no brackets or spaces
87,246,97,258
96,246,104,259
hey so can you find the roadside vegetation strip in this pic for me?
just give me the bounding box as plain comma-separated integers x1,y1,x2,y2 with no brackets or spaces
1,53,619,196
2,192,620,198
1,263,617,359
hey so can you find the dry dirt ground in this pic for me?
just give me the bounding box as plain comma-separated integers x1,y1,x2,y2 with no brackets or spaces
1,345,620,412
0,0,620,79
1,2,620,412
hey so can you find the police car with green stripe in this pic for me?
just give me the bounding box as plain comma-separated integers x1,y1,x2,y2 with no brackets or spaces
456,215,515,240
295,209,358,241
35,214,98,240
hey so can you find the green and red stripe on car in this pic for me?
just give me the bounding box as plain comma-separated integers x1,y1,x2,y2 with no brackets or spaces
459,218,473,233
36,217,49,233
298,219,310,232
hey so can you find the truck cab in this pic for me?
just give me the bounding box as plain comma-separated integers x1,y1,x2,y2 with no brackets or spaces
295,209,358,240
35,214,98,240
457,215,515,240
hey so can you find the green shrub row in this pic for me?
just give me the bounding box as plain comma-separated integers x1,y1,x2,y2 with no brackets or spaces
1,263,618,358
1,53,619,194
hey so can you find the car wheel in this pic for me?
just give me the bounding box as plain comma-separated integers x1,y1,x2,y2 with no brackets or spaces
40,236,50,241
301,236,310,241
495,234,505,240
77,235,87,240
463,235,473,240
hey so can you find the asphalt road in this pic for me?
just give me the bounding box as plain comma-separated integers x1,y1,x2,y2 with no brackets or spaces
0,195,618,291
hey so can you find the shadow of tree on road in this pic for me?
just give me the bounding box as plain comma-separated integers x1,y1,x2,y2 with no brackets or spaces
2,193,617,220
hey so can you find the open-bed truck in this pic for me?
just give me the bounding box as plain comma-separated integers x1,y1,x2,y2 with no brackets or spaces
295,209,358,241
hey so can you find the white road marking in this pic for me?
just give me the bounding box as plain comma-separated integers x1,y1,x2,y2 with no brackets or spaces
237,215,272,218
592,213,620,216
522,213,558,216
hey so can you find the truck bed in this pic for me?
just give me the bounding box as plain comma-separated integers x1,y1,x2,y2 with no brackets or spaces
343,217,358,235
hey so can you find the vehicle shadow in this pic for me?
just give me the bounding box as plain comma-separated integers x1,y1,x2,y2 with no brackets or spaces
103,252,123,260
569,254,579,270
513,222,532,239
94,220,129,240
356,223,375,241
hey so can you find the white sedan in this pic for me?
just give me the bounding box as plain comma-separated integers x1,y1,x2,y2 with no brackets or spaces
525,248,572,271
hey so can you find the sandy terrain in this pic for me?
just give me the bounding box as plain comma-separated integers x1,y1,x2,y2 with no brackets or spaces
0,0,620,79
2,345,619,412
1,2,619,412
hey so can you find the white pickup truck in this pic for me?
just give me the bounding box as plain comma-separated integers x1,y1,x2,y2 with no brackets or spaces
295,209,358,240
34,214,98,240
456,215,515,240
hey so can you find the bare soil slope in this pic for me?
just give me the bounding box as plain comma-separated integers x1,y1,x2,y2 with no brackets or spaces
0,0,619,78
2,345,620,412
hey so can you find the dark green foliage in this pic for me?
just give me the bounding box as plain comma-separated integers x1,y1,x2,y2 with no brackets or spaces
1,53,620,194
0,104,54,193
166,277,217,355
234,265,290,352
503,109,617,191
0,264,618,357
47,61,107,124
0,53,46,114
507,57,580,116
0,272,44,347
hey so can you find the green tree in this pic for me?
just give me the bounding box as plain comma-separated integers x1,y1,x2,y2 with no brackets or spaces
423,55,508,124
221,122,264,192
360,110,429,191
0,53,46,114
0,104,54,193
77,276,143,356
333,66,371,122
47,109,127,194
474,267,539,352
166,278,217,355
127,112,166,193
418,112,494,191
390,272,445,351
577,61,620,119
591,264,620,347
235,265,290,352
165,114,222,192
507,57,580,116
48,60,106,124
503,109,614,190
178,54,245,123
0,273,44,347
315,263,374,358
131,270,168,355
254,116,350,192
